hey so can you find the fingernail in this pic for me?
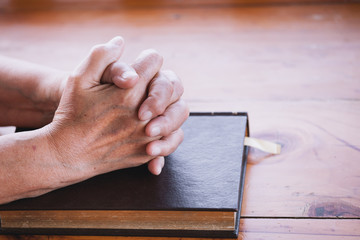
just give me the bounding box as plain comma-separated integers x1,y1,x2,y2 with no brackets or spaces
141,111,153,121
150,126,161,137
156,165,162,175
121,71,138,80
152,164,162,175
151,146,161,156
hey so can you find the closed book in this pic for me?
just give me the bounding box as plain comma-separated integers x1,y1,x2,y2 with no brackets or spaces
0,112,249,238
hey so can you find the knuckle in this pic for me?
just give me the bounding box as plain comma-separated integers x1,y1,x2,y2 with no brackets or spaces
143,49,164,65
177,99,190,118
152,100,166,115
165,130,184,155
68,72,78,81
148,87,173,115
111,61,128,76
163,69,180,81
68,72,81,85
161,69,175,76
162,69,184,96
176,81,184,96
89,43,118,66
162,118,173,135
160,79,175,97
163,142,174,156
145,96,165,116
177,128,185,143
152,75,175,94
182,100,190,117
90,44,107,56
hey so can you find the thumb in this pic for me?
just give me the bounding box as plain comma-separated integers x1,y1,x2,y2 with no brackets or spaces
101,61,139,89
73,36,125,89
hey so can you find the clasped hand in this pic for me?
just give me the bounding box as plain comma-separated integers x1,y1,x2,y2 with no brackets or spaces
47,36,188,182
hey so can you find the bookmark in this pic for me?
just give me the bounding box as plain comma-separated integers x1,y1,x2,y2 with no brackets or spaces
244,137,281,154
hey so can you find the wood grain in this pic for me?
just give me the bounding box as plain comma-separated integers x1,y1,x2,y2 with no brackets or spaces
1,218,359,240
0,0,359,239
0,4,359,101
1,0,355,13
0,210,234,230
190,100,360,218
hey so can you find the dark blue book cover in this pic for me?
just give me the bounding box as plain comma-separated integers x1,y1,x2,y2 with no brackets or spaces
0,113,249,238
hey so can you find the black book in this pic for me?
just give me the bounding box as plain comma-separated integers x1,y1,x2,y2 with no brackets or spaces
0,112,249,238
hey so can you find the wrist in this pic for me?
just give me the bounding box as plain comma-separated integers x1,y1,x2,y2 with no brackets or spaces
30,71,69,127
38,71,69,110
0,126,74,202
35,124,75,189
42,122,92,188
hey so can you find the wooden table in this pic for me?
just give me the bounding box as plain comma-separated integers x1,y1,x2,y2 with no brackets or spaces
0,0,359,239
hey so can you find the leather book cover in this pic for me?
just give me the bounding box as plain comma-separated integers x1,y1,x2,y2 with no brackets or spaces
0,112,249,238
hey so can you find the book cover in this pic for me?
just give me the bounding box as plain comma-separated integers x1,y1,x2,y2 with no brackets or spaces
0,112,249,238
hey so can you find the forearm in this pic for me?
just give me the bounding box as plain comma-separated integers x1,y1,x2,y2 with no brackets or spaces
0,55,67,128
0,127,70,204
0,37,189,205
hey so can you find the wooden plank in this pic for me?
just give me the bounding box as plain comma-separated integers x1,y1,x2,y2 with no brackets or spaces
0,2,359,239
0,4,359,101
1,0,356,13
239,218,360,239
1,101,359,232
0,0,359,219
1,218,359,240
